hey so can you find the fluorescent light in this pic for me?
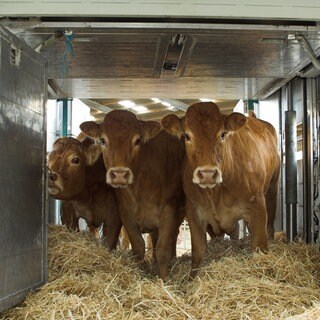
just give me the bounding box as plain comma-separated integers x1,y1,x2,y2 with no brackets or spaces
131,105,148,113
161,101,172,107
118,100,135,108
151,98,161,103
199,98,213,102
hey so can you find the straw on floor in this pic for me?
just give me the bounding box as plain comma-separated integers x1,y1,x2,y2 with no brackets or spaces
1,225,319,320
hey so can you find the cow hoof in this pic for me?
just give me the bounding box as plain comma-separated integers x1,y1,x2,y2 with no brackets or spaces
252,245,268,254
189,268,200,280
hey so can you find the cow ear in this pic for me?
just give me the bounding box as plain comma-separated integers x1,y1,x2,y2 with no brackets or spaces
80,121,100,138
225,113,247,132
76,131,89,142
52,138,63,150
161,114,183,138
140,121,161,142
83,144,102,166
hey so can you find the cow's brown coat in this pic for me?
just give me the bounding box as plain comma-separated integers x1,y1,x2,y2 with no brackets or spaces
80,110,185,280
162,102,280,277
47,137,122,249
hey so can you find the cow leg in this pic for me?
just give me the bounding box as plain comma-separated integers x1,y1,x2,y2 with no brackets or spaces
89,225,100,239
249,194,268,252
265,173,279,240
170,208,185,260
126,228,145,262
156,206,182,281
186,200,207,278
206,225,215,239
102,219,123,251
120,216,145,262
61,201,80,231
71,218,80,232
150,231,158,248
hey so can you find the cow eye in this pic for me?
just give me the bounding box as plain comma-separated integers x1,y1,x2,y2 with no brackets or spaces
99,138,106,145
220,132,228,140
185,133,191,142
134,137,141,146
71,157,80,164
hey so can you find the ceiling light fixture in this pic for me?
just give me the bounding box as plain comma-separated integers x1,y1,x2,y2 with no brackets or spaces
131,105,148,113
199,98,213,102
161,101,172,107
118,100,135,108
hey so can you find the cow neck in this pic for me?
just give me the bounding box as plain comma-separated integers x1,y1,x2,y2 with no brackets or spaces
130,142,147,175
220,132,251,192
220,158,239,192
71,185,92,204
72,159,105,204
86,156,106,186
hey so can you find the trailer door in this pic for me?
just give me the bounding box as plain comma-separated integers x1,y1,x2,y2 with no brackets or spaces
0,24,47,312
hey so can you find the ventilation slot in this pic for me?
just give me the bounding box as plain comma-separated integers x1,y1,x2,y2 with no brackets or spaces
10,45,21,67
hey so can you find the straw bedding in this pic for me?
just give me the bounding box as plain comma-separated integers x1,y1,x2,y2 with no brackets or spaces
1,225,320,320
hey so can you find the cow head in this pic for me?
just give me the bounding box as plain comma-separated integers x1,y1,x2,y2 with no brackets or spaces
47,137,101,199
80,110,161,188
162,102,246,188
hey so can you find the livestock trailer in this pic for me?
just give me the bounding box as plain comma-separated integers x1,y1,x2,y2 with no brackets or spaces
1,0,320,316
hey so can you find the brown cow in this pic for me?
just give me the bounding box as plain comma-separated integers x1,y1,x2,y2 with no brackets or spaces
80,110,185,280
60,200,101,239
161,102,280,277
47,137,122,250
57,133,100,238
60,200,80,231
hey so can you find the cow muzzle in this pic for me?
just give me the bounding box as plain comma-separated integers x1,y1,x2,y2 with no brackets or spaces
106,167,133,188
193,166,223,188
48,171,63,195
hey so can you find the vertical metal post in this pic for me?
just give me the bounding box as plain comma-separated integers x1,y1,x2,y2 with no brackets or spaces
61,99,68,137
285,82,298,241
278,89,284,231
314,77,320,245
244,99,259,115
303,78,315,243
51,98,71,225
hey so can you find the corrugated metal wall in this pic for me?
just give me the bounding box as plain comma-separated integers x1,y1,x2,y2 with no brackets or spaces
0,25,47,312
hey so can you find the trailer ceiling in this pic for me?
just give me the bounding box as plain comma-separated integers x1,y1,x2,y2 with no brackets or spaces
2,18,320,117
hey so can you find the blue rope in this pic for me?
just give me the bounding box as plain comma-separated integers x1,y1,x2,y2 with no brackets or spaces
61,32,75,79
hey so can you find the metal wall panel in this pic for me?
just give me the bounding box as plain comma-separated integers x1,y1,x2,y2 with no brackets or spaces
0,25,47,312
1,0,320,20
291,78,304,238
313,77,320,245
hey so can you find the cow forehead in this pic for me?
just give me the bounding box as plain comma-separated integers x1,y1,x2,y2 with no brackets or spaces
185,102,224,132
48,149,79,164
53,137,81,149
49,140,82,162
101,110,140,137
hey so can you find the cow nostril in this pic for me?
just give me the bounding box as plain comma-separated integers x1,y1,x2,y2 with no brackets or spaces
212,170,217,179
49,173,57,181
197,171,203,179
124,171,130,180
110,171,116,179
